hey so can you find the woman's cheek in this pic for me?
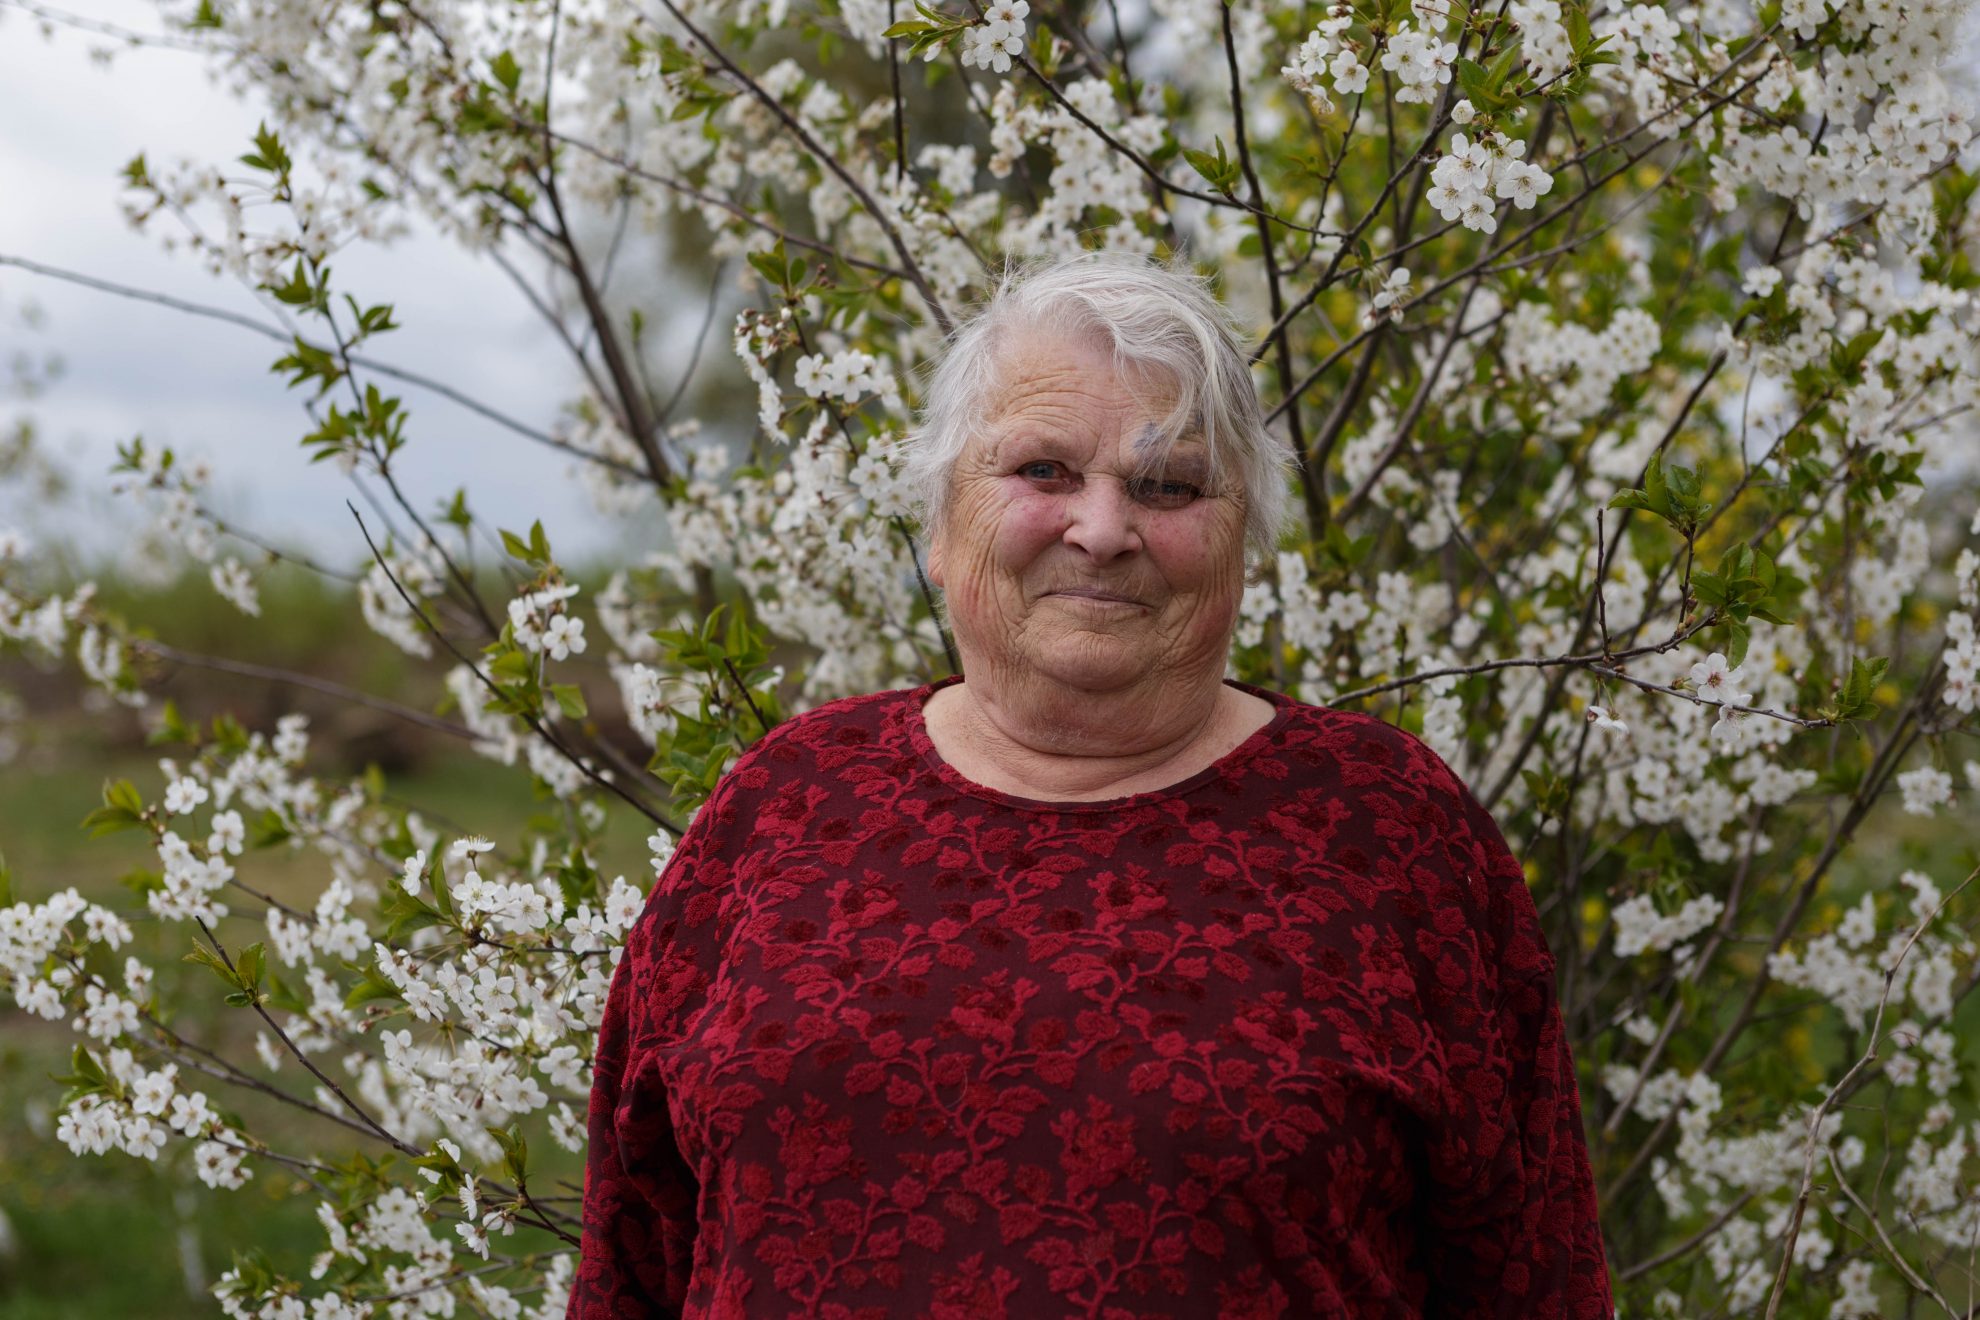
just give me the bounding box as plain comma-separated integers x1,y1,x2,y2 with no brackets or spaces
997,493,1073,552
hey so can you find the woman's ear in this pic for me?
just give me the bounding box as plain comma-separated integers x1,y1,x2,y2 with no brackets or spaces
925,530,945,589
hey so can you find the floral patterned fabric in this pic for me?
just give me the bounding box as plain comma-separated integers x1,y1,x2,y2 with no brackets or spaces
570,675,1613,1318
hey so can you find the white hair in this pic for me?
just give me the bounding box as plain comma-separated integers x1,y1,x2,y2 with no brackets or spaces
901,250,1299,572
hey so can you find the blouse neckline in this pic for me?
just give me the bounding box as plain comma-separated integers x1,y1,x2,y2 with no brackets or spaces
902,672,1299,813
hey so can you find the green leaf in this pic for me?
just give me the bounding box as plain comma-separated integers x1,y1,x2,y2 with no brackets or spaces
1832,328,1884,378
380,886,442,942
457,89,512,134
117,867,165,899
1485,40,1525,95
551,683,588,721
490,49,522,94
1834,655,1889,721
1723,620,1750,671
1520,766,1570,819
268,259,320,309
488,648,535,682
1321,522,1373,569
1455,57,1499,109
227,1248,279,1298
1642,454,1671,513
147,699,199,748
345,297,400,340
655,34,697,74
184,942,239,990
1182,138,1240,194
78,807,140,838
428,856,456,921
1665,463,1701,505
211,712,249,753
1610,454,1711,533
69,1043,106,1085
239,122,291,177
52,1044,112,1107
486,1122,529,1185
237,942,265,993
273,337,342,397
81,779,147,838
345,971,405,1010
1564,3,1594,54
250,808,292,849
264,970,308,1015
744,249,784,290
108,779,144,815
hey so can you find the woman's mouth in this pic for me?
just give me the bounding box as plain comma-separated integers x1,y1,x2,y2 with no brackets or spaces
1049,588,1145,606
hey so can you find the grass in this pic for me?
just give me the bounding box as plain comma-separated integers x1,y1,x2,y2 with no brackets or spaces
0,1133,323,1319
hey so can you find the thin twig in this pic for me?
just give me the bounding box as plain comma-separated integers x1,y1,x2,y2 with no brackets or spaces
129,638,479,741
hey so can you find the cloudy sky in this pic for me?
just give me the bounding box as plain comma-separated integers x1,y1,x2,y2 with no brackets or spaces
0,0,677,573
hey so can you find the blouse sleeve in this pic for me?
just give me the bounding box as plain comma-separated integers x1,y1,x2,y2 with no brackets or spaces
1419,781,1615,1319
567,832,712,1317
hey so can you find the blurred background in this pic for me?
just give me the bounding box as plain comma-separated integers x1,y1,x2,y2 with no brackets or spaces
3,1,1977,1315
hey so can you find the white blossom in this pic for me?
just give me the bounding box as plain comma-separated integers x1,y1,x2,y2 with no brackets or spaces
1897,765,1955,816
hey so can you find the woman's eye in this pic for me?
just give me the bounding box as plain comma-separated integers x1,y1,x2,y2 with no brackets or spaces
1128,477,1203,508
1016,463,1200,507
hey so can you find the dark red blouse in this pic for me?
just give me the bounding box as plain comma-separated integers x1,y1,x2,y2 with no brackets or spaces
570,675,1613,1317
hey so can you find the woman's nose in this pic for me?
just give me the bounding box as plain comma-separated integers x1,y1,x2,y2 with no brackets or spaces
1060,477,1144,560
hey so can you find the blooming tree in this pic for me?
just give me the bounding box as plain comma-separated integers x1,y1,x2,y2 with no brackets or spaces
3,0,1980,1314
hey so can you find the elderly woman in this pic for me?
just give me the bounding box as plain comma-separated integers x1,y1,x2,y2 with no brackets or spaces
571,253,1613,1317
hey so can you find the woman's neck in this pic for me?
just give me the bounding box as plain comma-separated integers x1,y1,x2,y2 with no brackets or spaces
922,676,1273,801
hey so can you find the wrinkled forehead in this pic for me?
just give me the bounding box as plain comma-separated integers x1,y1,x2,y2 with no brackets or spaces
975,326,1200,456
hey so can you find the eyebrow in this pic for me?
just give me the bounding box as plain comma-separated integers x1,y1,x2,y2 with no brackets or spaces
989,433,1078,465
1132,429,1210,475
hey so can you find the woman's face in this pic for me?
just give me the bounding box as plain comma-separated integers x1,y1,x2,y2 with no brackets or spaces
927,328,1249,698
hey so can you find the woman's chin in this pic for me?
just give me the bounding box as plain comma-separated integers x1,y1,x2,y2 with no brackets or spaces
1019,644,1153,693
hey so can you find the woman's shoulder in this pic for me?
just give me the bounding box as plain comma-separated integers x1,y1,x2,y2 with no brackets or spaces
1278,700,1550,980
1270,691,1478,799
657,686,915,871
753,684,913,752
707,683,918,790
1270,695,1508,880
